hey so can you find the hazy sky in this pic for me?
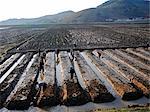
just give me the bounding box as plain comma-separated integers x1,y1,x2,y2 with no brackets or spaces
0,0,108,21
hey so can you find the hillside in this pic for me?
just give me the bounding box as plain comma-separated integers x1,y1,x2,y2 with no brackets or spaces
0,0,149,25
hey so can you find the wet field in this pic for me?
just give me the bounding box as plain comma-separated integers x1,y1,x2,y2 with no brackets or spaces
0,24,149,111
0,47,149,111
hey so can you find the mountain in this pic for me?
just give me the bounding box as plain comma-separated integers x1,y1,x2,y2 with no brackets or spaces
0,11,75,25
0,0,149,25
71,0,150,22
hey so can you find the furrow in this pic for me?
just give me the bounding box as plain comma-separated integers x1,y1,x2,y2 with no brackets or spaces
74,51,114,103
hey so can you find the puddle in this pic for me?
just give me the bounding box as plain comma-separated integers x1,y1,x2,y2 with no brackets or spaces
56,55,64,86
0,27,10,30
1,96,150,112
81,52,117,97
73,59,86,89
0,55,15,67
0,54,20,73
0,55,25,84
10,96,148,112
69,96,149,111
17,54,37,84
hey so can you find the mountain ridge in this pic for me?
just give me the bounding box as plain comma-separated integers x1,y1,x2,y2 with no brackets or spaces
0,0,149,25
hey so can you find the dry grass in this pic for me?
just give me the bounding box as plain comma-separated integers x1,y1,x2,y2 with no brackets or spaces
89,107,150,112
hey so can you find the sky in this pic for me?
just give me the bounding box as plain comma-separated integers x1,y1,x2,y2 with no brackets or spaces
0,0,108,21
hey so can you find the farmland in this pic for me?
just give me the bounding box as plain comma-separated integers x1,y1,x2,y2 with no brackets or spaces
0,24,149,111
0,24,149,53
